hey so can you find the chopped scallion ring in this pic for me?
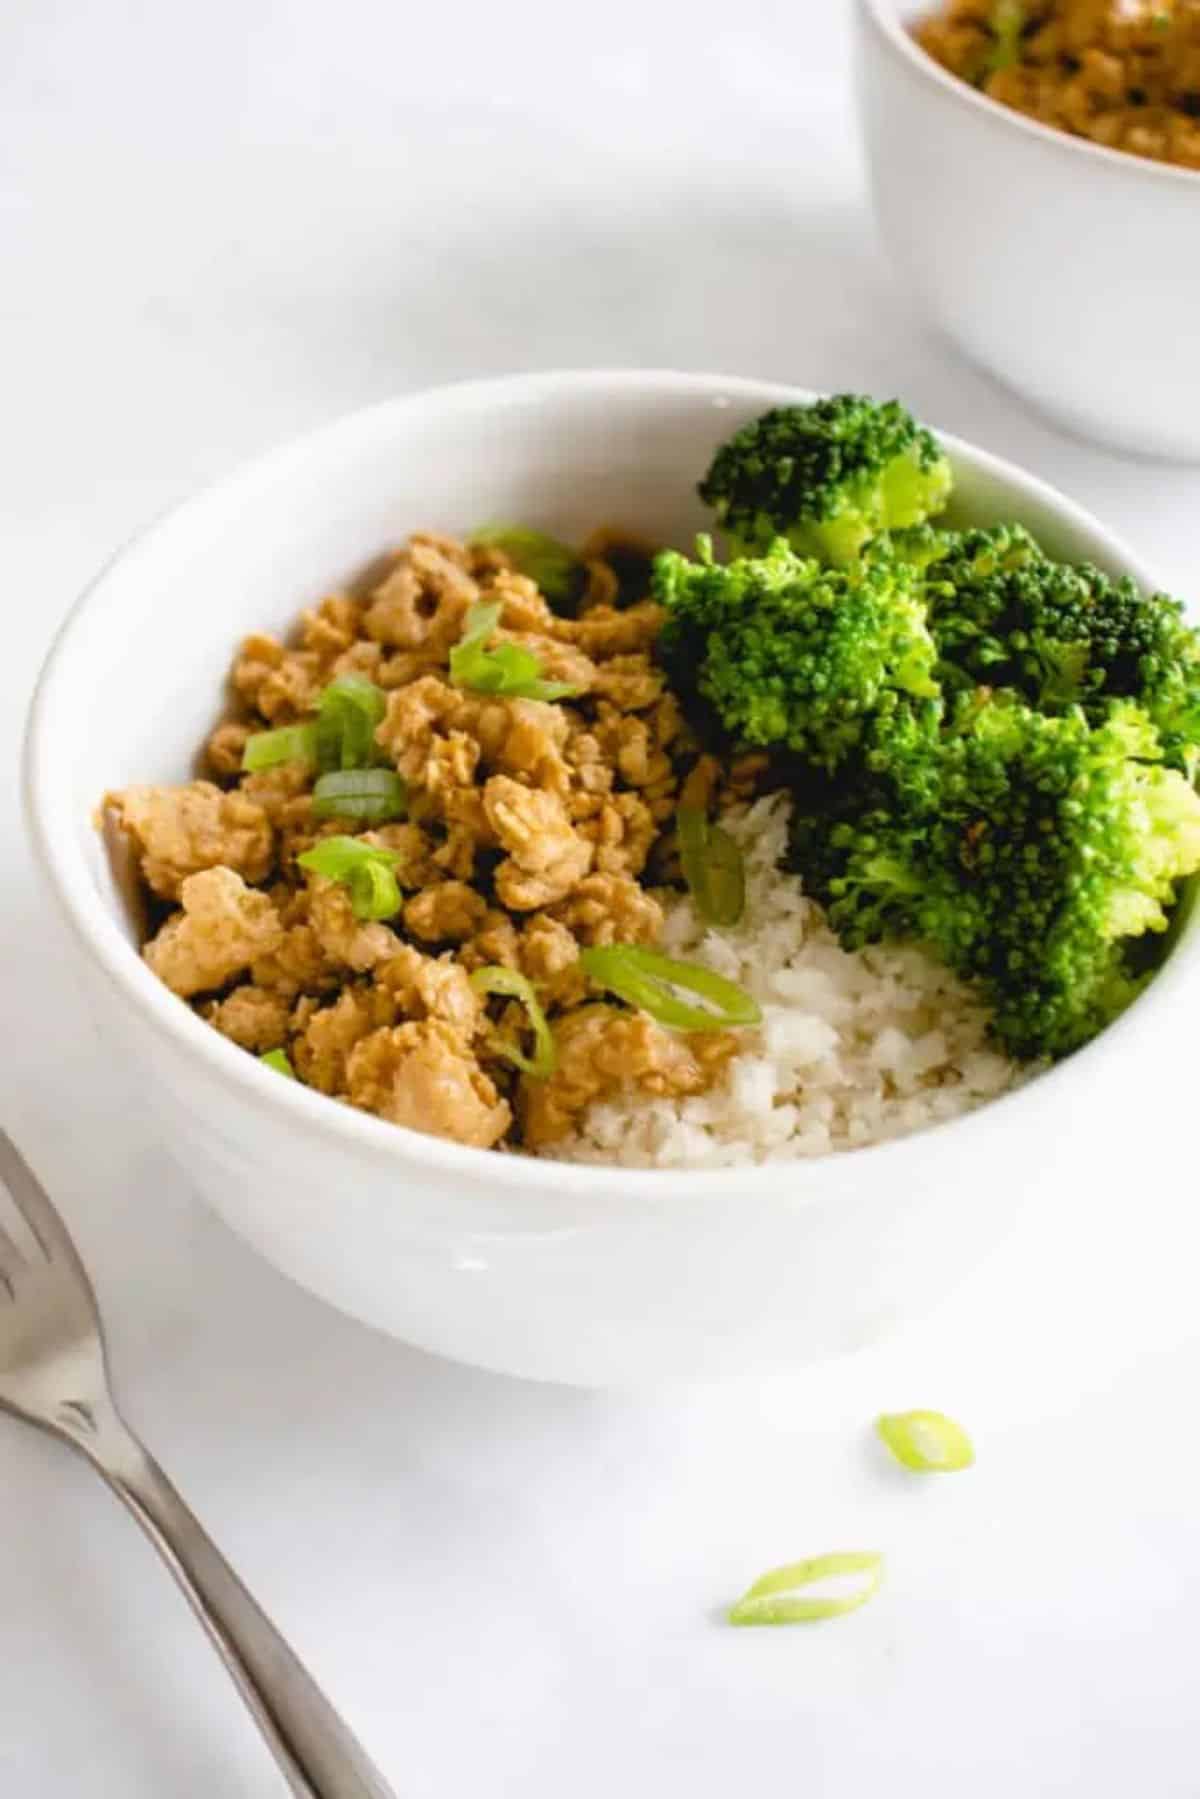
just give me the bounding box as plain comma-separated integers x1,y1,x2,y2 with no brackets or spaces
469,965,557,1078
469,523,583,611
297,834,404,921
450,601,579,703
311,768,407,824
876,1410,975,1473
578,944,760,1032
241,722,318,772
677,806,745,928
259,1048,296,1079
315,674,388,773
729,1552,884,1627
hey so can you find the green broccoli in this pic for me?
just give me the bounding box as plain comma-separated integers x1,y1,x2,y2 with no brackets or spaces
920,524,1200,764
654,536,941,772
791,693,1200,1060
698,395,953,567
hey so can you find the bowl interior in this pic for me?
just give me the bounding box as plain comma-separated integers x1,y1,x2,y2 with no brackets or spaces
26,370,1175,1190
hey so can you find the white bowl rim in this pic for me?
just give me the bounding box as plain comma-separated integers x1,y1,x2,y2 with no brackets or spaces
860,0,1200,191
22,366,1200,1205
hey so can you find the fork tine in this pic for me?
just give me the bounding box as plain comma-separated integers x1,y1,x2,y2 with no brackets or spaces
0,1132,81,1266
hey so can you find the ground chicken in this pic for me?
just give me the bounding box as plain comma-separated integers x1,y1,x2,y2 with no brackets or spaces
376,944,483,1036
563,600,665,659
916,0,1200,170
113,528,755,1158
293,983,399,1093
363,538,478,651
459,907,522,974
206,721,252,779
517,914,587,1008
520,1005,738,1148
144,868,283,998
590,652,665,712
298,594,364,661
112,781,274,901
307,879,402,972
549,873,663,946
404,879,489,943
495,630,598,693
483,775,594,909
203,983,292,1051
232,633,323,722
575,790,657,876
346,1020,510,1147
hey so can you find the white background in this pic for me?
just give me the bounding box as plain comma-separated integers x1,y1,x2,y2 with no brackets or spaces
4,1,1200,1792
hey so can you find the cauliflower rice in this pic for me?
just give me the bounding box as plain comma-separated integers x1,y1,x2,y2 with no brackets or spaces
553,793,1020,1168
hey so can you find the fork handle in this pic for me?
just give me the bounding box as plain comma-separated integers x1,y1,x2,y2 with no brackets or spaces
81,1407,397,1799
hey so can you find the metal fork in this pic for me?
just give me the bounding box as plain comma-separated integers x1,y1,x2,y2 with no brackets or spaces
0,1131,396,1799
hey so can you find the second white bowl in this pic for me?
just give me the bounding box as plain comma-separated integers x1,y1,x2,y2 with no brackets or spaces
856,0,1200,461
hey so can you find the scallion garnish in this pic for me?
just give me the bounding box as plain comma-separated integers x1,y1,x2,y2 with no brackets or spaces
241,722,318,772
314,674,388,772
469,965,557,1078
469,523,583,611
297,835,404,920
311,768,408,824
677,806,745,928
876,1410,975,1473
241,674,389,774
449,601,579,703
578,945,761,1032
728,1553,884,1627
259,1048,296,1078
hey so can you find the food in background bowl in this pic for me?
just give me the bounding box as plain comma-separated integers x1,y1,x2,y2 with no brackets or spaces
914,1,1200,171
104,395,1200,1169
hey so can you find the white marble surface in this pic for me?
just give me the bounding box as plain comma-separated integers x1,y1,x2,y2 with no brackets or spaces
4,1,1200,1792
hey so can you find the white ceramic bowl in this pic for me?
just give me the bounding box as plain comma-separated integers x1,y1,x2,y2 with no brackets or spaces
23,370,1198,1386
856,0,1200,461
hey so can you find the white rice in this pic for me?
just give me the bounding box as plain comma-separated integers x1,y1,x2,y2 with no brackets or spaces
553,792,1021,1168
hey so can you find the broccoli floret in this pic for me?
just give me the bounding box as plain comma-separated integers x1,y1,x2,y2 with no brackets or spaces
791,694,1200,1060
698,395,953,567
922,525,1200,764
655,536,941,772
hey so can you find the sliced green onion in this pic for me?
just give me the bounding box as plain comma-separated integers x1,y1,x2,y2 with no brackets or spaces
470,523,583,610
259,1048,296,1078
241,722,318,772
876,1410,975,1474
450,602,579,703
578,945,760,1033
311,768,408,824
315,674,387,773
729,1552,884,1627
986,0,1024,71
677,806,745,928
469,965,557,1078
297,834,403,920
241,674,387,774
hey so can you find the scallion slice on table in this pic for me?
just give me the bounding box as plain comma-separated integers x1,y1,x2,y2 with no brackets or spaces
241,722,318,772
296,835,404,921
311,768,408,824
876,1410,975,1473
449,602,579,703
578,945,760,1032
728,1552,885,1627
469,966,556,1078
677,805,745,928
259,1048,296,1078
469,523,584,611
